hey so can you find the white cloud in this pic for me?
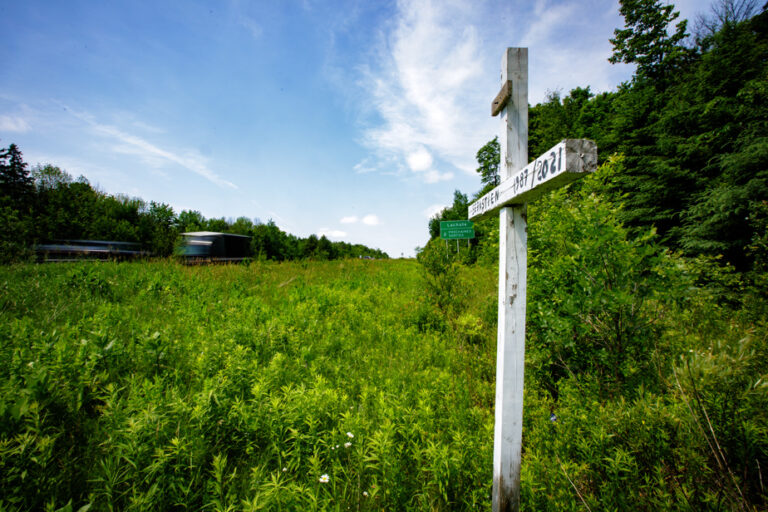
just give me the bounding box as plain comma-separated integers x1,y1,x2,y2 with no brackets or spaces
339,214,381,226
318,229,347,238
267,211,295,231
96,124,237,189
424,203,446,219
406,146,433,172
423,170,453,183
130,119,165,134
518,0,630,100
65,107,237,189
357,0,649,187
361,0,493,181
353,159,378,174
0,115,31,132
520,1,579,48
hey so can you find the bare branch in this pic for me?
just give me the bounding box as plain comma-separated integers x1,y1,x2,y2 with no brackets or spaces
694,0,760,42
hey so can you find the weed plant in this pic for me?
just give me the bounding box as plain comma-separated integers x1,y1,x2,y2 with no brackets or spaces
1,170,766,510
0,259,497,511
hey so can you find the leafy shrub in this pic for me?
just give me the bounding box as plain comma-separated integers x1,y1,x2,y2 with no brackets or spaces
417,238,466,315
526,184,682,398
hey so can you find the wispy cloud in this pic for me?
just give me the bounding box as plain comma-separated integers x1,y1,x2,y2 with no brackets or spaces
357,0,644,185
130,119,166,134
0,115,31,133
340,214,382,226
65,107,237,189
423,170,453,183
267,211,295,232
519,0,630,98
318,228,347,238
229,0,263,39
521,0,579,48
237,15,262,39
360,0,493,182
424,203,446,219
353,160,378,174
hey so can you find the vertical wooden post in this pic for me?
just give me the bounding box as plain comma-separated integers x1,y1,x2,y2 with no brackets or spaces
492,47,528,512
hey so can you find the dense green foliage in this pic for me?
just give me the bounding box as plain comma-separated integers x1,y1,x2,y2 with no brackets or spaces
3,161,766,509
2,2,767,509
521,168,767,510
0,155,387,262
424,159,768,510
0,260,497,510
430,2,768,276
0,144,34,210
417,6,768,504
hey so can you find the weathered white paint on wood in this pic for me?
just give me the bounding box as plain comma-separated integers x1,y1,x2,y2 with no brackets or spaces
493,204,527,512
492,47,528,512
468,139,597,220
500,49,528,181
492,80,513,116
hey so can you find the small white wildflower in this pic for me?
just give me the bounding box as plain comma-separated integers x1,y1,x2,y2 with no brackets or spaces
346,432,354,438
344,442,351,448
363,491,369,497
336,444,339,449
319,474,330,483
282,467,287,472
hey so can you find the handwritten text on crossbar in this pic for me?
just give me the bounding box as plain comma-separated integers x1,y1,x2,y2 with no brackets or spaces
469,139,597,220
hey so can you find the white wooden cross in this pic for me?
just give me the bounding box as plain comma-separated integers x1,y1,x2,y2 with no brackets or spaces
468,48,598,512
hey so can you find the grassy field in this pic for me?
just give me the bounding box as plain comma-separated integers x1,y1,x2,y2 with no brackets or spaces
0,259,500,511
2,241,766,511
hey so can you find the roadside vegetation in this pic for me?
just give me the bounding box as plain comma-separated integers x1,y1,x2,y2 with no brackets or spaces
421,161,767,510
1,0,766,510
1,259,498,511
0,146,387,263
1,169,766,509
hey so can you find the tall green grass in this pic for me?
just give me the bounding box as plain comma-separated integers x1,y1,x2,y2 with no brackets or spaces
1,197,766,511
0,260,497,511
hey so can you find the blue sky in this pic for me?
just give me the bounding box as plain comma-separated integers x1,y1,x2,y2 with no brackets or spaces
1,0,703,257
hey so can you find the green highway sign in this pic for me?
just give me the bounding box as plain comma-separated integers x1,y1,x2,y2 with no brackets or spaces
440,220,475,240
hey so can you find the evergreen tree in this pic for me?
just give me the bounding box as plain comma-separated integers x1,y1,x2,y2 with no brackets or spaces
609,0,691,82
0,143,33,209
678,9,768,269
604,0,696,245
607,5,768,268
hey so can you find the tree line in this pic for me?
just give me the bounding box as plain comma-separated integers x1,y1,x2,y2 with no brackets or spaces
0,147,388,262
428,0,768,280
